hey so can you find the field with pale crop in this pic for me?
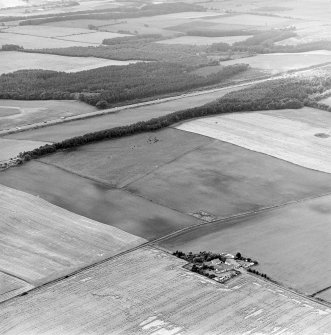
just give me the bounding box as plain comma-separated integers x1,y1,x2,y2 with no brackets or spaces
157,35,251,46
0,247,330,334
0,99,96,130
0,184,145,289
221,51,331,73
0,51,141,74
159,194,331,297
175,107,331,173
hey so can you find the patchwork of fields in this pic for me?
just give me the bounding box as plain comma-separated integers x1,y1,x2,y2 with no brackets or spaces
0,247,330,334
0,184,145,300
0,0,331,331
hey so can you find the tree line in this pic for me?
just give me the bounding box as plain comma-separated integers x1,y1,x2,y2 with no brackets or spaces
17,76,331,162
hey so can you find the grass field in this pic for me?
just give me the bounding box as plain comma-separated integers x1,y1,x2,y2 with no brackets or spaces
0,138,49,161
4,85,245,142
39,128,213,188
0,247,330,334
127,138,331,220
157,35,251,46
0,161,200,240
158,193,331,296
221,51,331,73
0,51,141,74
0,184,145,288
176,107,331,173
0,99,96,130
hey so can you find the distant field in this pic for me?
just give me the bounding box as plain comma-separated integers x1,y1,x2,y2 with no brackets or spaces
0,138,49,161
158,194,331,296
0,32,93,48
157,35,251,46
6,25,96,37
0,99,96,130
44,11,220,36
59,31,130,44
176,107,331,173
0,184,145,288
0,51,141,74
0,247,330,334
5,85,245,142
207,13,297,27
40,128,213,188
167,19,252,32
0,161,200,240
127,139,331,220
3,26,129,45
221,51,331,73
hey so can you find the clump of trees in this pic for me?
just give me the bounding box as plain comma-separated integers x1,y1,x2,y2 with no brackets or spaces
1,44,23,51
173,250,226,263
247,268,271,280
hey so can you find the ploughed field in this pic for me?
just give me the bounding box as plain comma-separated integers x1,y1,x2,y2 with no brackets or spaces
176,107,331,174
0,100,96,131
157,194,331,297
0,247,330,334
0,184,145,301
